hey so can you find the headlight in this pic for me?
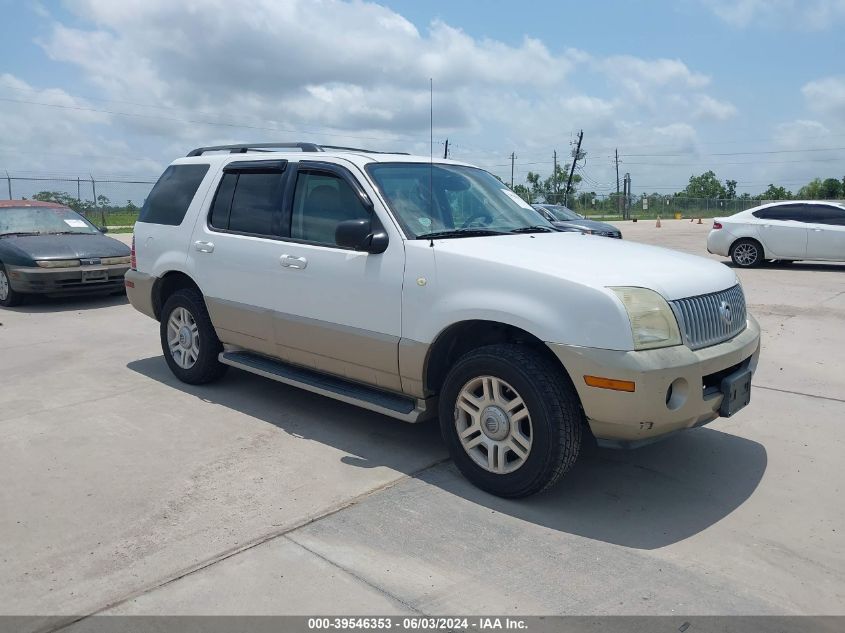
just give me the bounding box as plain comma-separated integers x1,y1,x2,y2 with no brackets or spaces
610,287,682,350
100,256,131,265
36,260,80,268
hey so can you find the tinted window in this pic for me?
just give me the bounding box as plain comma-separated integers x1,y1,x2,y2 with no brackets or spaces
209,173,237,230
290,171,369,245
752,206,807,222
209,172,285,235
807,205,845,226
139,164,209,225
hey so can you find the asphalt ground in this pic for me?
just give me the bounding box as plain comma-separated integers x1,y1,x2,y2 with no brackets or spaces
1,220,842,628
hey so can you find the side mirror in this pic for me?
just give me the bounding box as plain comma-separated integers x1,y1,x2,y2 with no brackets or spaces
99,226,109,234
335,219,388,254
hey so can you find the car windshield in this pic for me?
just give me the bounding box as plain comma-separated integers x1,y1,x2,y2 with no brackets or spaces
0,206,98,236
541,205,581,221
367,163,553,238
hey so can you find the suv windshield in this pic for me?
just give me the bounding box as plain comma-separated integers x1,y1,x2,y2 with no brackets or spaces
537,205,581,221
367,163,553,238
0,206,98,236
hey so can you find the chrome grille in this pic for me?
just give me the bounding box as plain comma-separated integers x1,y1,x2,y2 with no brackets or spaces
670,284,747,350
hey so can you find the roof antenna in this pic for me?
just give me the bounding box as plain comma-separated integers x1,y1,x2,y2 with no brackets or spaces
429,77,435,248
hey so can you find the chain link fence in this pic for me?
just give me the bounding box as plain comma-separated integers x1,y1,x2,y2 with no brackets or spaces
4,172,842,229
3,174,155,229
535,193,842,221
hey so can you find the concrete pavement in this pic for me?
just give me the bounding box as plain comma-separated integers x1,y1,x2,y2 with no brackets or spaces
1,221,843,624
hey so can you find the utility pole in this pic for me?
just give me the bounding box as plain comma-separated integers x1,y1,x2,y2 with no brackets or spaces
622,172,631,220
443,138,449,160
5,170,11,200
565,129,584,205
615,149,620,216
553,150,558,202
510,152,516,189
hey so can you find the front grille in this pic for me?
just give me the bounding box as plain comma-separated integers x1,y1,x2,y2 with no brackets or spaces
670,284,747,350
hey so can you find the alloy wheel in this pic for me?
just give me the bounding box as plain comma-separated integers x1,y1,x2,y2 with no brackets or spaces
454,375,533,474
0,270,8,301
734,243,758,266
167,306,200,369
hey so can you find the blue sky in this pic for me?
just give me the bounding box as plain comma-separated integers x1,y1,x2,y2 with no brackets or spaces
1,0,844,196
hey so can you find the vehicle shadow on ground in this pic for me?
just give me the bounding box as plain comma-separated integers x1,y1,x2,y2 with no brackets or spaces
726,261,845,272
129,355,767,550
3,292,127,313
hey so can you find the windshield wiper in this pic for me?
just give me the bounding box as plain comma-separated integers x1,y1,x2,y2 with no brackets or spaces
0,231,41,238
416,228,508,240
44,231,93,235
510,225,555,234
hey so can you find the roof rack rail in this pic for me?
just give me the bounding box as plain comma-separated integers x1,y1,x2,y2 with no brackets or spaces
186,142,409,157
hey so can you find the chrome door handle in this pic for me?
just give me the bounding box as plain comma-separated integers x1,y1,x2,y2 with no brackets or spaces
194,240,214,253
280,254,307,269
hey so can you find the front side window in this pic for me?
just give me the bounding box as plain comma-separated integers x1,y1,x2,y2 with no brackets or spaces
290,171,370,245
367,163,551,238
140,163,209,225
0,206,99,236
807,205,845,226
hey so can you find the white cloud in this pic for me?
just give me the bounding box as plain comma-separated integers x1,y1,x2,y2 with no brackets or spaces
692,95,738,121
802,76,845,119
0,0,750,194
701,0,845,29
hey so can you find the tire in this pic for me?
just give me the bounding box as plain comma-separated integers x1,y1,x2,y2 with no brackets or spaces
160,288,227,384
0,264,24,307
730,239,764,268
438,343,582,498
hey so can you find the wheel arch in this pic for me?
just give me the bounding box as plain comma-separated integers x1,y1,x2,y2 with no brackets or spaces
730,235,767,260
152,271,203,320
422,319,576,397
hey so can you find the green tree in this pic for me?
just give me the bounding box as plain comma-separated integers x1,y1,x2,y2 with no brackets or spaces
759,184,792,200
819,178,842,199
724,179,737,199
512,183,531,203
682,171,726,199
797,178,822,199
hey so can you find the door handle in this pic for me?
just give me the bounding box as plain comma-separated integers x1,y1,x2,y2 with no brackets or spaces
194,240,215,253
280,254,307,269
812,228,823,232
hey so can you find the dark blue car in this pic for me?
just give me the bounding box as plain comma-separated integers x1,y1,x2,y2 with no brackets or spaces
0,200,131,307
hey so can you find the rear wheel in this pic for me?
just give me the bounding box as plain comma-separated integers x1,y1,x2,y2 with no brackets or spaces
438,343,582,498
730,239,763,268
0,264,23,307
160,288,227,384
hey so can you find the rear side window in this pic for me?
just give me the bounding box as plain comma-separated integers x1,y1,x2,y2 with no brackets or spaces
752,206,807,222
209,172,285,236
139,164,209,225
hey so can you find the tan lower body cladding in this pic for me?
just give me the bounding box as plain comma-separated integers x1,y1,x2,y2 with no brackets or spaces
205,296,429,397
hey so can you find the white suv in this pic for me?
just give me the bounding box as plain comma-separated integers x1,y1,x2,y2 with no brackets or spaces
126,142,761,497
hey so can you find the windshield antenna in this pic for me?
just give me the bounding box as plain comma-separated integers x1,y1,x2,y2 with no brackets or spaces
429,77,434,248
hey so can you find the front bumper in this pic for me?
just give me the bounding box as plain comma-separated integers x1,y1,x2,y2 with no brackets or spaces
6,263,129,296
547,315,761,447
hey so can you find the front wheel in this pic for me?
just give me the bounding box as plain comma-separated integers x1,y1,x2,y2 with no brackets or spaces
0,264,23,307
160,288,227,384
438,344,582,498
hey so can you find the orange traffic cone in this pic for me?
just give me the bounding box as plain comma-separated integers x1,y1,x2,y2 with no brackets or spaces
656,216,662,228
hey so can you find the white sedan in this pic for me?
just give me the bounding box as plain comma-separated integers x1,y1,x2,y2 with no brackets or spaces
707,201,845,267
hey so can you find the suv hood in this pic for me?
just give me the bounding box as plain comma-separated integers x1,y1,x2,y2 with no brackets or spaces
427,232,737,301
0,233,130,261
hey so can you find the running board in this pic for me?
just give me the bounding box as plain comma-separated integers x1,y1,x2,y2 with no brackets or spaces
219,351,434,423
